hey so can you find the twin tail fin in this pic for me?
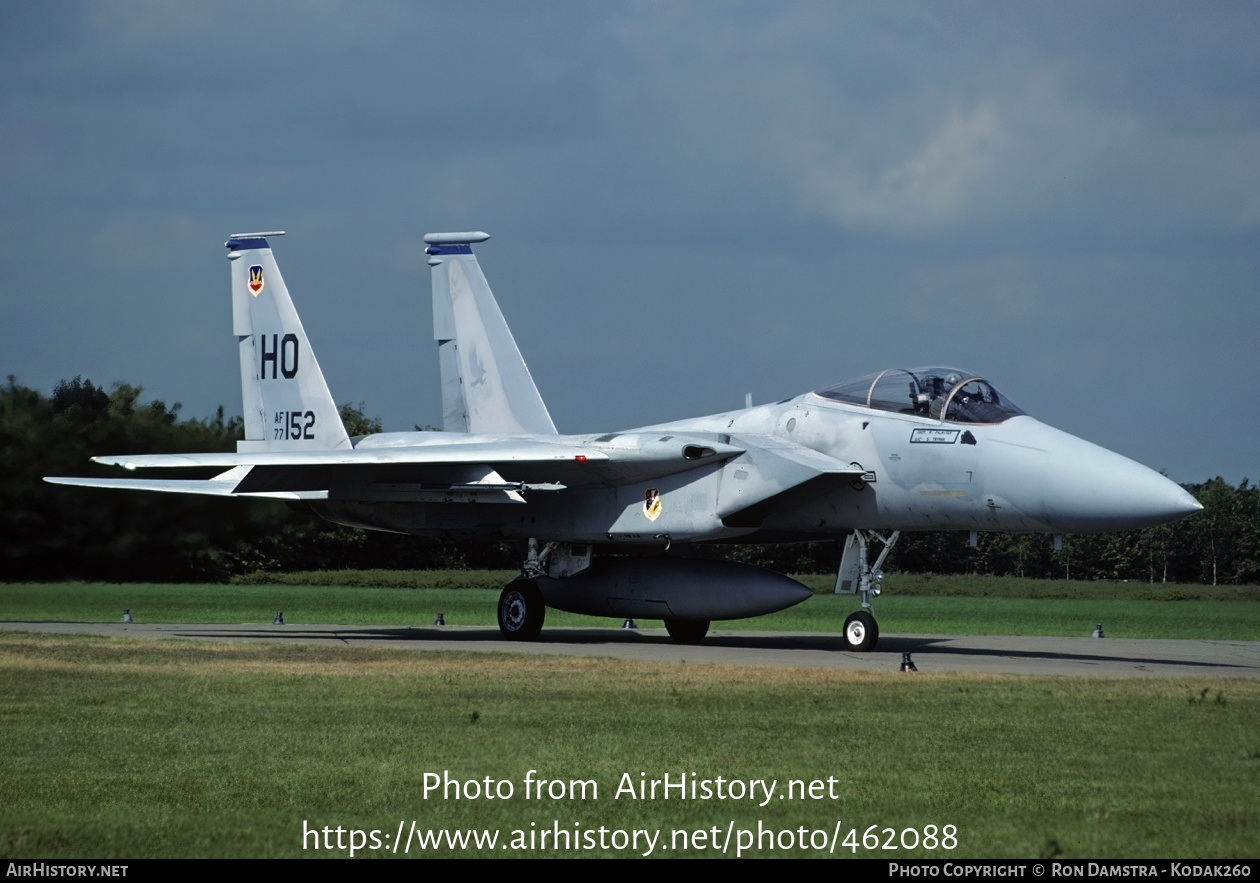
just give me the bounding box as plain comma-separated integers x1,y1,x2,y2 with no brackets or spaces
226,232,351,452
426,232,556,435
229,229,556,448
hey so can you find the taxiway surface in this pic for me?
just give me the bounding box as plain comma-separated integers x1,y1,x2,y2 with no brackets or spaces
3,621,1258,678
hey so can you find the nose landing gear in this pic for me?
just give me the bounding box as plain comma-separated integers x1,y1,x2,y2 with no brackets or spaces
835,529,899,652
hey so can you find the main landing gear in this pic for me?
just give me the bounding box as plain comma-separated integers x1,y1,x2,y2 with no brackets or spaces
835,530,900,652
498,577,545,641
497,539,559,641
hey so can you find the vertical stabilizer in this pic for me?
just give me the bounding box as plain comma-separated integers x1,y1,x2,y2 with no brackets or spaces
227,233,351,452
426,232,557,435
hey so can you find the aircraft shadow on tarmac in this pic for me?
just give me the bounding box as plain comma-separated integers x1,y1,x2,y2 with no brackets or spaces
167,626,1257,673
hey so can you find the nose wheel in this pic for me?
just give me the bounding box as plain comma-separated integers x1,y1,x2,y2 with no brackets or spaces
842,610,879,652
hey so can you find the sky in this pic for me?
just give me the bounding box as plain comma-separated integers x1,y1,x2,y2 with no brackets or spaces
2,1,1257,485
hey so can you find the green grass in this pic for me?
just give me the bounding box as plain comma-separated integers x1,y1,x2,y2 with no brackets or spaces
4,581,1259,641
229,569,1260,603
870,573,1260,603
230,568,517,589
1,633,1257,859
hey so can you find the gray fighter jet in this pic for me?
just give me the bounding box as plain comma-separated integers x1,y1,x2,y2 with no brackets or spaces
47,232,1202,650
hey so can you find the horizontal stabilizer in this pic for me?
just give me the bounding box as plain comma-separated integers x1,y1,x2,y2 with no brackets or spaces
44,476,242,497
43,465,324,500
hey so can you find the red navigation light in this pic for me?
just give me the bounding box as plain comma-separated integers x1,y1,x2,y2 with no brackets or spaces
575,455,588,463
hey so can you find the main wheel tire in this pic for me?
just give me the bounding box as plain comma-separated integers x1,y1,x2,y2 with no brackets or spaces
498,579,545,641
842,610,879,652
664,618,710,644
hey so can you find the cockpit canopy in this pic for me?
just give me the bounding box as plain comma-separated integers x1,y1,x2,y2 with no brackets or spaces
815,367,1026,424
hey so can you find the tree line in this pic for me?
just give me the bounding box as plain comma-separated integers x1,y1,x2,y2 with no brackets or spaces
2,376,1256,584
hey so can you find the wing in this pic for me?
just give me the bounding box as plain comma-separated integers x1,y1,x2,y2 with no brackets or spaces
47,432,869,519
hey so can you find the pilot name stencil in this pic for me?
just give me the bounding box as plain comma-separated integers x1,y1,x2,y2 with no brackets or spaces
910,429,959,444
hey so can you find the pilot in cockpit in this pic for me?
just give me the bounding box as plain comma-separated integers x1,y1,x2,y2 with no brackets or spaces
923,373,960,420
910,381,929,415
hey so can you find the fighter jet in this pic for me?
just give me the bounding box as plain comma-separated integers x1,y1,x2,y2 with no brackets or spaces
47,231,1203,651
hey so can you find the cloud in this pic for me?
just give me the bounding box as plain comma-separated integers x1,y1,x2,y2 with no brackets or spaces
599,7,1260,243
795,101,1008,231
781,73,1260,238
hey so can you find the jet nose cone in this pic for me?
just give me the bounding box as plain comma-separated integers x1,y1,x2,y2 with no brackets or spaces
1127,476,1203,525
1040,430,1203,532
1173,487,1204,517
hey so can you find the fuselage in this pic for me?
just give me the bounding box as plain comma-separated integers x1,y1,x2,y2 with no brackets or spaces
650,392,1202,537
311,385,1202,545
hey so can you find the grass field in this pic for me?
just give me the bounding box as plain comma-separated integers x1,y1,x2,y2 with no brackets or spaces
4,575,1257,858
4,576,1259,641
225,568,1260,603
1,632,1257,859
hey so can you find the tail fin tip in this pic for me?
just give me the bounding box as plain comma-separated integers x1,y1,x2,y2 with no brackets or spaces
226,231,286,251
424,231,490,245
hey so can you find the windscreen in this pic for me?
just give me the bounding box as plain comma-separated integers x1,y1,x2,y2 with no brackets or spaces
815,367,1025,424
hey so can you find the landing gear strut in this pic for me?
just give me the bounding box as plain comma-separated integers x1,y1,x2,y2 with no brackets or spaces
835,530,899,652
499,540,594,642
